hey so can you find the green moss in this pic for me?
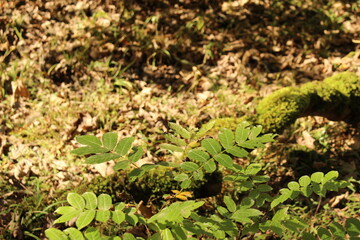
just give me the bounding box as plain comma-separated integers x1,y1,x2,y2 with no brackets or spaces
300,81,346,116
324,72,360,122
208,116,251,135
256,87,310,132
253,72,360,132
324,72,360,98
128,166,222,201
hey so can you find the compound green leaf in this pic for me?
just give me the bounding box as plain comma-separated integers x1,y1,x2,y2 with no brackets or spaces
71,146,108,155
82,192,97,210
169,122,191,139
188,149,210,162
180,162,199,172
113,160,130,170
201,138,222,156
225,146,248,157
67,193,85,210
114,137,134,156
112,210,125,224
214,154,233,169
76,135,102,147
219,128,234,148
311,172,324,183
102,132,118,150
160,143,184,153
96,210,110,222
235,125,250,144
63,228,84,240
203,159,216,173
45,228,68,240
128,146,143,162
98,194,112,210
85,153,121,164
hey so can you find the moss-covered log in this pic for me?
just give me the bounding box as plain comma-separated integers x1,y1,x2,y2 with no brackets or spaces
212,72,360,133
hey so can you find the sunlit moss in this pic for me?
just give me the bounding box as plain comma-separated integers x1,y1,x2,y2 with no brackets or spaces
254,72,360,132
256,87,310,132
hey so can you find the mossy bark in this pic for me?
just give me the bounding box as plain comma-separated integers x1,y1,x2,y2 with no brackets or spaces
211,72,360,133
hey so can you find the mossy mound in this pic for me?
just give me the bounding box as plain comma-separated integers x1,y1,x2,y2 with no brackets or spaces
128,166,222,201
257,87,310,133
74,167,223,203
260,72,360,132
211,72,360,133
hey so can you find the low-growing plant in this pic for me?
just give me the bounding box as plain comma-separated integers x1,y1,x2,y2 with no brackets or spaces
45,122,360,239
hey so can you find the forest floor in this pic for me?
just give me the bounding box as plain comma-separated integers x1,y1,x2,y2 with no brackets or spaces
1,0,360,239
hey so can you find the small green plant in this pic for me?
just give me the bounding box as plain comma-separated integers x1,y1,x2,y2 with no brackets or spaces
45,122,360,239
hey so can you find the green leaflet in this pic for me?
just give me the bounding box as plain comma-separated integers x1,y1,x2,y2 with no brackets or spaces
71,146,108,155
235,125,250,144
169,122,191,139
82,192,97,210
201,138,222,156
45,228,68,240
225,146,248,157
98,194,112,210
112,210,125,224
214,154,233,169
224,196,236,213
95,210,110,222
85,153,121,164
63,228,84,240
248,125,262,140
128,146,144,162
76,135,102,147
102,132,118,150
203,159,216,173
218,128,234,148
114,137,135,156
67,193,85,210
188,149,210,162
180,162,199,172
160,143,184,152
76,210,96,230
